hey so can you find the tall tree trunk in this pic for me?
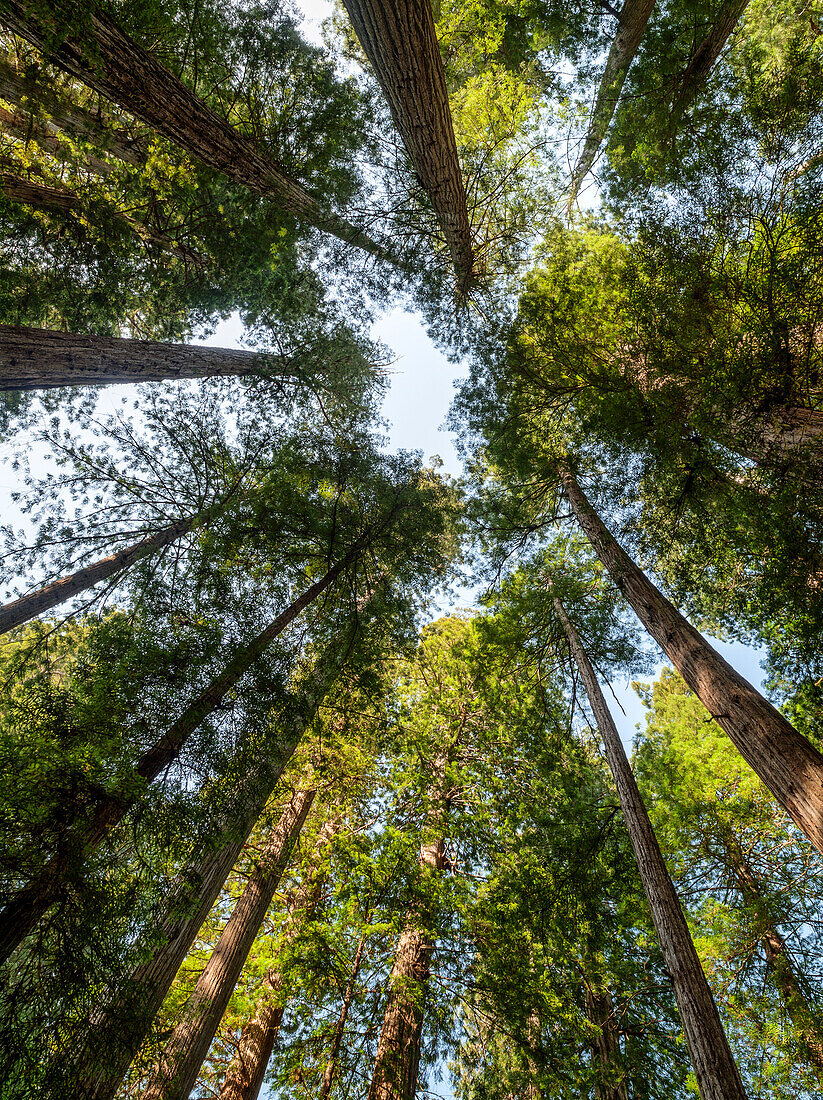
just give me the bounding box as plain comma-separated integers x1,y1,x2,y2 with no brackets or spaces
559,460,823,854
142,789,317,1100
0,102,114,175
669,0,751,127
55,629,356,1100
0,325,297,391
217,823,339,1100
0,547,359,965
0,507,222,635
552,594,748,1100
367,838,447,1100
1,2,395,263
318,930,367,1100
582,970,628,1100
568,0,656,205
339,0,475,289
0,54,145,166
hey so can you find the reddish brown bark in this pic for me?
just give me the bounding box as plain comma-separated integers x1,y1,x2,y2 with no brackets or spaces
583,972,628,1100
0,102,114,175
553,594,747,1100
0,549,358,965
318,931,367,1100
560,460,823,855
340,0,475,288
0,169,76,211
0,325,294,391
1,2,394,262
569,0,656,205
143,789,317,1100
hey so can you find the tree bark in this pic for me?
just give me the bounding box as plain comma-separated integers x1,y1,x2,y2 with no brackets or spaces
142,789,317,1100
318,931,367,1100
0,101,114,175
568,0,656,205
0,324,299,391
339,0,475,289
367,838,446,1100
583,971,628,1100
669,0,751,127
0,169,76,211
0,547,359,965
0,54,145,167
1,2,395,263
559,460,823,855
552,593,748,1100
217,823,338,1100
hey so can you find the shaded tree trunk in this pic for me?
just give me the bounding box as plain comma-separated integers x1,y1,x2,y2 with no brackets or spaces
559,460,823,855
583,970,628,1100
367,838,447,1100
1,2,395,263
0,325,297,391
669,0,751,126
143,789,317,1100
340,0,475,288
552,593,748,1100
0,101,114,175
0,54,145,167
568,0,656,205
217,823,339,1100
0,169,76,211
0,547,360,965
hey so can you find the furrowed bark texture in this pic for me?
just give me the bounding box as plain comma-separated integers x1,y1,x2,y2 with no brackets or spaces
569,0,656,203
143,789,317,1100
0,55,145,166
0,2,393,262
0,169,76,210
57,638,352,1100
0,101,114,175
0,550,356,965
340,0,474,287
217,823,337,1100
0,325,291,390
553,595,748,1100
368,839,446,1100
0,516,197,635
670,0,751,125
560,461,823,855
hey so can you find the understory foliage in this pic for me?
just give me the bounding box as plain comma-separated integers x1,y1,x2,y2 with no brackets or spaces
1,1,823,1099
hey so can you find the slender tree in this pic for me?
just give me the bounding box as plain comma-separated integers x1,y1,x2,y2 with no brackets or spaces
668,0,752,127
340,0,475,288
551,591,747,1100
559,459,823,854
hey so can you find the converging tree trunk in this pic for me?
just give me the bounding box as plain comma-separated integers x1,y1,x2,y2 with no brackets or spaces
559,460,823,854
582,968,628,1100
318,930,368,1100
0,545,361,965
1,2,395,263
568,0,656,205
339,0,475,289
0,325,299,391
142,789,317,1100
669,0,752,127
552,593,748,1100
0,102,115,176
217,820,340,1100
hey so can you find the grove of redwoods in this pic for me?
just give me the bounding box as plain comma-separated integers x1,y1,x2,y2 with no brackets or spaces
1,0,823,1098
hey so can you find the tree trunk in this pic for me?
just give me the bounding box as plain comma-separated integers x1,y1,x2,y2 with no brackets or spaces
0,54,145,167
318,931,367,1100
0,102,114,176
669,0,751,126
367,839,446,1100
1,2,395,263
142,789,317,1100
217,823,339,1100
552,593,748,1100
583,971,628,1100
568,0,656,205
0,512,210,635
0,547,358,965
0,169,76,211
559,460,823,855
0,324,297,391
55,632,353,1100
339,0,475,289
